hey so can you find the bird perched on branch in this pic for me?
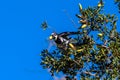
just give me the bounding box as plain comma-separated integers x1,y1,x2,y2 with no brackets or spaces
49,31,83,52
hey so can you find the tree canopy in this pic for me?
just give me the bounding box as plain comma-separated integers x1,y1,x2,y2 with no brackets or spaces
40,0,120,79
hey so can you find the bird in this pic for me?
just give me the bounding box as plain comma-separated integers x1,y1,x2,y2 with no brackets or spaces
49,31,83,52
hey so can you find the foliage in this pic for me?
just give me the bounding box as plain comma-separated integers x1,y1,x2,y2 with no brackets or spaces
40,0,120,79
41,21,48,30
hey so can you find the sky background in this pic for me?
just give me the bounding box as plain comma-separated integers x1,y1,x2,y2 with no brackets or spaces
0,0,119,80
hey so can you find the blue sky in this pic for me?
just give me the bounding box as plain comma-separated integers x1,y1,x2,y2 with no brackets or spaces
0,0,119,80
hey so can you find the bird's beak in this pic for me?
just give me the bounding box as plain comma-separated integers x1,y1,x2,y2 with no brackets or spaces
49,36,53,40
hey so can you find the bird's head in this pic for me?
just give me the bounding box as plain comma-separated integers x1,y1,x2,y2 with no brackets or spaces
49,32,58,40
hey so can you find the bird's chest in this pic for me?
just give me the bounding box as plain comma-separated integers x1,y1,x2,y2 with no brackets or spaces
55,37,63,44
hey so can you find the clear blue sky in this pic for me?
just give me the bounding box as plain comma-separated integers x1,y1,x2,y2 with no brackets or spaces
0,0,119,80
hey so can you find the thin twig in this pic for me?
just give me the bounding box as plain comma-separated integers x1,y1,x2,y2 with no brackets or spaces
63,10,78,28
